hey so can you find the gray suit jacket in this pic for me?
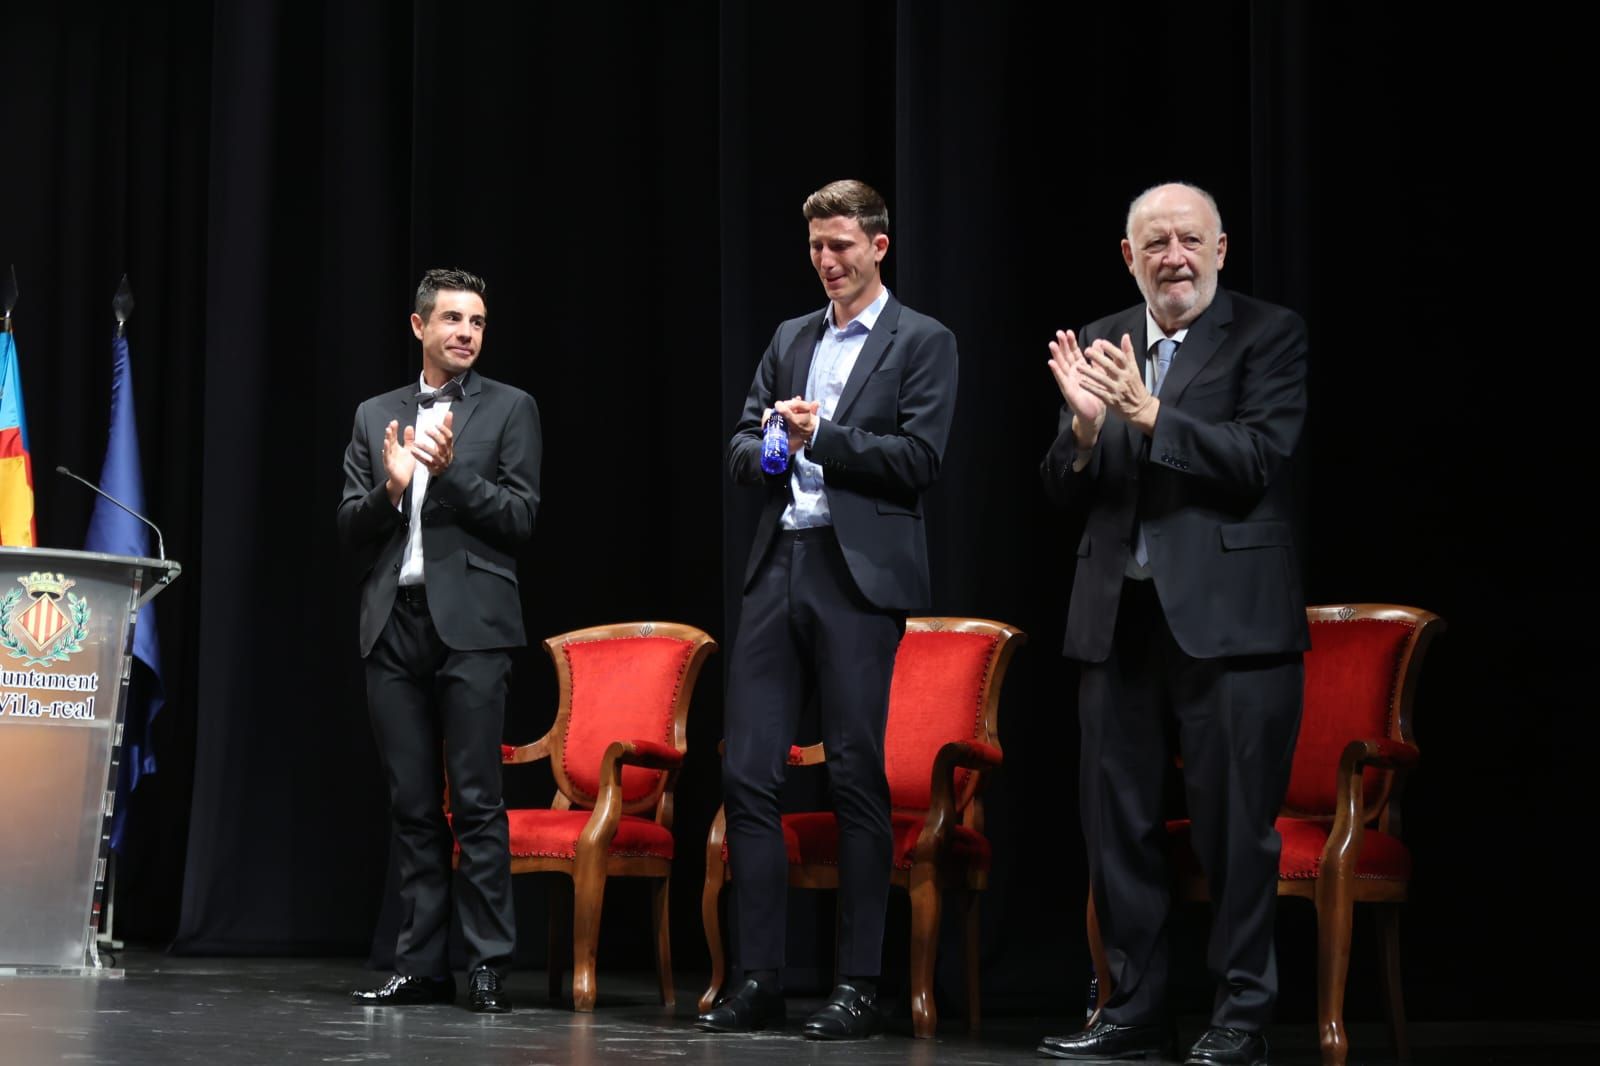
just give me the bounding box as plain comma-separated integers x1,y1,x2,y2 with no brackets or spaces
338,369,542,656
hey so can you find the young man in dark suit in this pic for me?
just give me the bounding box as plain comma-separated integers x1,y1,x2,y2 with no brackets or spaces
339,268,541,1014
1037,184,1308,1066
696,180,959,1040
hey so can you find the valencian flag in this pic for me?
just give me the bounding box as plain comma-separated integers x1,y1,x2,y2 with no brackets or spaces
0,320,36,546
85,309,165,852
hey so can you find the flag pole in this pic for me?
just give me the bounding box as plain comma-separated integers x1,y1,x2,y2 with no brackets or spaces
2,264,16,333
97,275,134,957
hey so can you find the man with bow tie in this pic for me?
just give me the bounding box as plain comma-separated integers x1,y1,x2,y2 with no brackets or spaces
338,268,542,1014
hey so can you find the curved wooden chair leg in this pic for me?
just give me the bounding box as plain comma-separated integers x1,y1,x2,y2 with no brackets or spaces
698,880,728,1012
547,876,570,1002
963,885,982,1034
571,863,607,1012
652,877,675,1007
1315,869,1355,1066
1376,904,1409,1060
908,863,942,1039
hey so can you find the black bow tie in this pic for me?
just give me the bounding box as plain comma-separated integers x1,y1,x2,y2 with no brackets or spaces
417,379,465,407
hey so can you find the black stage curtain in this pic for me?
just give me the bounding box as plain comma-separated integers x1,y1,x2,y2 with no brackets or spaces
0,0,1583,1020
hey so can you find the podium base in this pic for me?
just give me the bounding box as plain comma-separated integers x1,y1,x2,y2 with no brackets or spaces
0,964,125,978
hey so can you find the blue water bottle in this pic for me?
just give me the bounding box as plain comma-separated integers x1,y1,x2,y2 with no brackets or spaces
761,410,789,474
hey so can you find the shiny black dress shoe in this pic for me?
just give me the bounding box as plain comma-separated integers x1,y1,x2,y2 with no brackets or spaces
1185,1026,1267,1066
467,965,512,1013
350,973,455,1006
694,978,786,1032
1037,1019,1177,1060
802,982,882,1040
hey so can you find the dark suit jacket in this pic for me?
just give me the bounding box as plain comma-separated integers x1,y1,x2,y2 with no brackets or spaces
729,295,958,612
338,369,542,656
1041,289,1309,661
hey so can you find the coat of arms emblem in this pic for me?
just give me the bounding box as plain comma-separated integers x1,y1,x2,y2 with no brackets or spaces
0,572,91,667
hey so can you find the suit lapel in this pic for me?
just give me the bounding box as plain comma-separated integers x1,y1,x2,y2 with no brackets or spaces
420,370,480,516
385,385,418,515
445,368,482,449
1158,289,1233,404
783,312,827,400
832,295,901,423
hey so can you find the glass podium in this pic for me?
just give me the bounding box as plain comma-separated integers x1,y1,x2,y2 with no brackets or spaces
0,546,180,976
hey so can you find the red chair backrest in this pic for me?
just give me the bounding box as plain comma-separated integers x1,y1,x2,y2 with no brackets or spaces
883,629,1000,811
560,636,694,803
1283,615,1417,819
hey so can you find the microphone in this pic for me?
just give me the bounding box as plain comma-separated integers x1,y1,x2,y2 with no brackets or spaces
55,465,166,563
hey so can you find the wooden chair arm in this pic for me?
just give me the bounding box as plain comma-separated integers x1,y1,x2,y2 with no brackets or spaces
711,740,825,766
788,742,826,767
503,732,554,764
1322,738,1421,878
1339,738,1419,775
705,805,727,856
612,738,685,771
576,740,684,854
914,740,1003,863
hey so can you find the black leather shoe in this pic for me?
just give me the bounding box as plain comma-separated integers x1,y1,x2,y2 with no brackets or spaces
802,982,882,1040
467,966,512,1013
350,973,455,1006
1037,1019,1177,1060
1184,1026,1267,1066
695,978,786,1032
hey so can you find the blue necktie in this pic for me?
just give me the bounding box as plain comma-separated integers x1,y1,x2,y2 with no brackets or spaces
1133,338,1179,568
1151,337,1177,397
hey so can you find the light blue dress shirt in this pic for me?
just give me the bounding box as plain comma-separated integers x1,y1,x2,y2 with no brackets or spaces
781,286,891,530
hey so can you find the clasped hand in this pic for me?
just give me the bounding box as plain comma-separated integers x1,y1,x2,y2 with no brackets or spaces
1047,330,1156,441
383,412,455,504
764,396,820,454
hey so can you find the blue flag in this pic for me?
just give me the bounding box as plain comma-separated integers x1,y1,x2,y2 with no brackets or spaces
85,330,164,853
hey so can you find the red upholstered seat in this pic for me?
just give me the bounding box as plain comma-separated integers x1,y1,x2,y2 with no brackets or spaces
507,809,675,861
701,617,1027,1039
786,811,994,872
1087,604,1444,1066
1165,818,1412,882
719,811,995,872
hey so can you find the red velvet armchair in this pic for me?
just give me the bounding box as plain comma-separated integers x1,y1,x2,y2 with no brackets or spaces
491,622,716,1011
699,616,1026,1038
1088,603,1444,1066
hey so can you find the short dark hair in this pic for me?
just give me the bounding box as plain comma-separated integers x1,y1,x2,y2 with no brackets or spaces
802,179,889,238
414,268,487,320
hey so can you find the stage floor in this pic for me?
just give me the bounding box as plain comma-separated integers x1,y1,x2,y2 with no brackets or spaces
1,951,1594,1065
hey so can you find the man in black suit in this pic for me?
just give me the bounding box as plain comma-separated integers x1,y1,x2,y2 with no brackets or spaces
339,268,541,1014
696,179,959,1040
1036,184,1308,1066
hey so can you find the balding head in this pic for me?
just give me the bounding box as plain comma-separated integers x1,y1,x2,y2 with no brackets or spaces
1121,183,1228,332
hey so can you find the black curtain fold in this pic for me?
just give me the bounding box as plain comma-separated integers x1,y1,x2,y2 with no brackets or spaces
1,0,1584,1019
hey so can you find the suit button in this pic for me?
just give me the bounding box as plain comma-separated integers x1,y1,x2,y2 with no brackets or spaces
392,563,401,572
